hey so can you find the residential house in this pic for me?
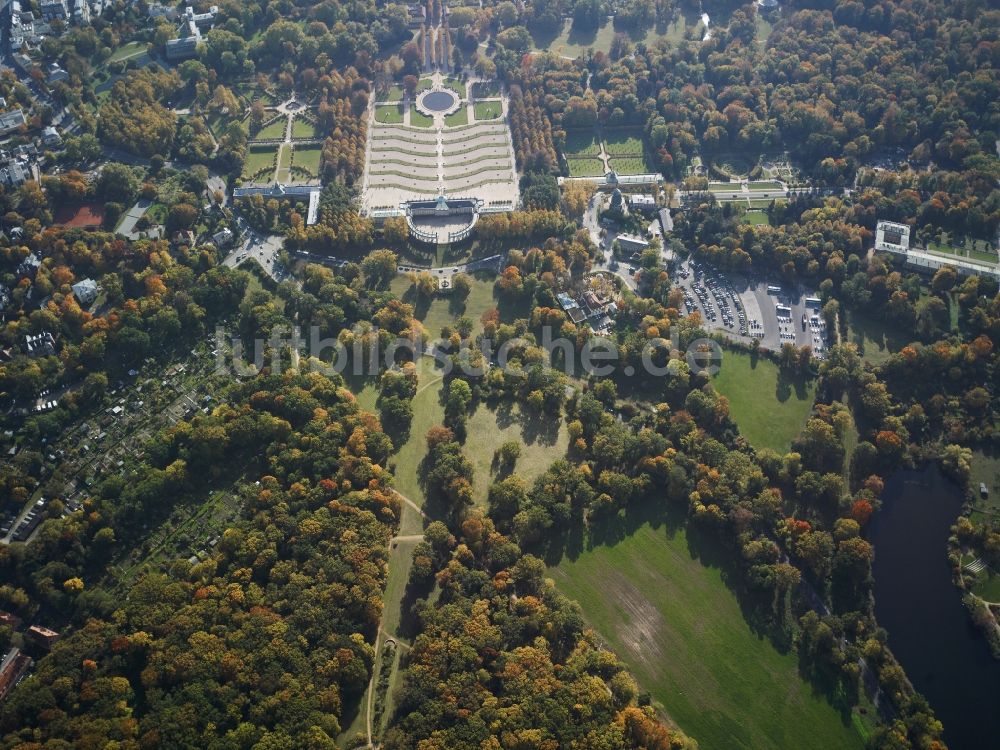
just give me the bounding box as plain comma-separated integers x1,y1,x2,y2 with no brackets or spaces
26,625,59,650
71,278,98,305
46,63,68,84
212,227,233,247
0,160,29,189
24,332,56,357
38,0,67,21
0,109,26,135
41,126,61,147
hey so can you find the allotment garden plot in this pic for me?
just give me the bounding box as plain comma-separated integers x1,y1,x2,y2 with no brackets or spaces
361,76,518,213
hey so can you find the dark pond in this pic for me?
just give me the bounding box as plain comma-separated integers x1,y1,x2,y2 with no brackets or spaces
422,90,457,112
870,464,1000,749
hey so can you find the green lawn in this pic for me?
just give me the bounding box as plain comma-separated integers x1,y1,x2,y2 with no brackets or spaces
442,77,466,98
971,568,1000,602
255,117,288,140
375,104,404,124
275,144,292,182
409,109,435,128
390,273,496,341
567,157,606,177
711,350,816,454
387,357,446,508
971,450,1000,512
564,130,601,157
550,523,864,750
846,309,911,366
609,155,653,175
444,106,468,127
464,402,569,505
742,209,770,226
530,18,616,58
106,41,146,63
755,15,774,41
473,101,502,120
634,9,700,46
382,533,420,636
472,81,501,98
714,154,755,177
383,84,404,102
748,180,783,191
293,144,323,176
927,240,998,265
291,117,319,139
380,275,499,506
603,131,644,156
241,145,277,180
416,77,434,93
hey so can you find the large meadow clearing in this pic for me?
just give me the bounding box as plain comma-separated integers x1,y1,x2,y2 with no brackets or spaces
549,522,864,750
710,349,816,454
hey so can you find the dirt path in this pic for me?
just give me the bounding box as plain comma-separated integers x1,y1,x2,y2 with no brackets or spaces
361,517,427,746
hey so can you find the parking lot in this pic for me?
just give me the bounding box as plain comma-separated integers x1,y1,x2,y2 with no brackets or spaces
674,258,829,357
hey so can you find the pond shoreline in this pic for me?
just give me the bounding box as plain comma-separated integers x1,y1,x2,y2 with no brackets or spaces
869,464,1000,750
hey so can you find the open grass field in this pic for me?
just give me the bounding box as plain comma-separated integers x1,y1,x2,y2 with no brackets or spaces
756,15,774,41
376,274,499,507
713,153,756,177
609,155,653,175
603,131,644,155
464,402,569,505
275,144,292,182
444,106,468,127
442,77,466,97
386,357,446,508
742,209,770,226
255,117,288,140
711,349,815,454
531,18,616,57
473,101,502,120
417,77,434,93
409,109,435,128
633,9,701,46
846,309,910,366
107,41,146,63
567,157,606,177
748,180,784,191
971,568,1000,602
241,145,277,180
971,451,1000,512
375,104,404,124
472,81,501,98
383,84,404,102
926,239,998,265
564,130,602,156
291,117,319,138
390,272,496,341
550,523,863,750
293,144,323,175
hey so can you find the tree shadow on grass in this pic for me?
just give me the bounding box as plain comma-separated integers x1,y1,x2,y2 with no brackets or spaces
528,21,563,51
566,20,602,48
397,282,433,321
775,369,811,404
